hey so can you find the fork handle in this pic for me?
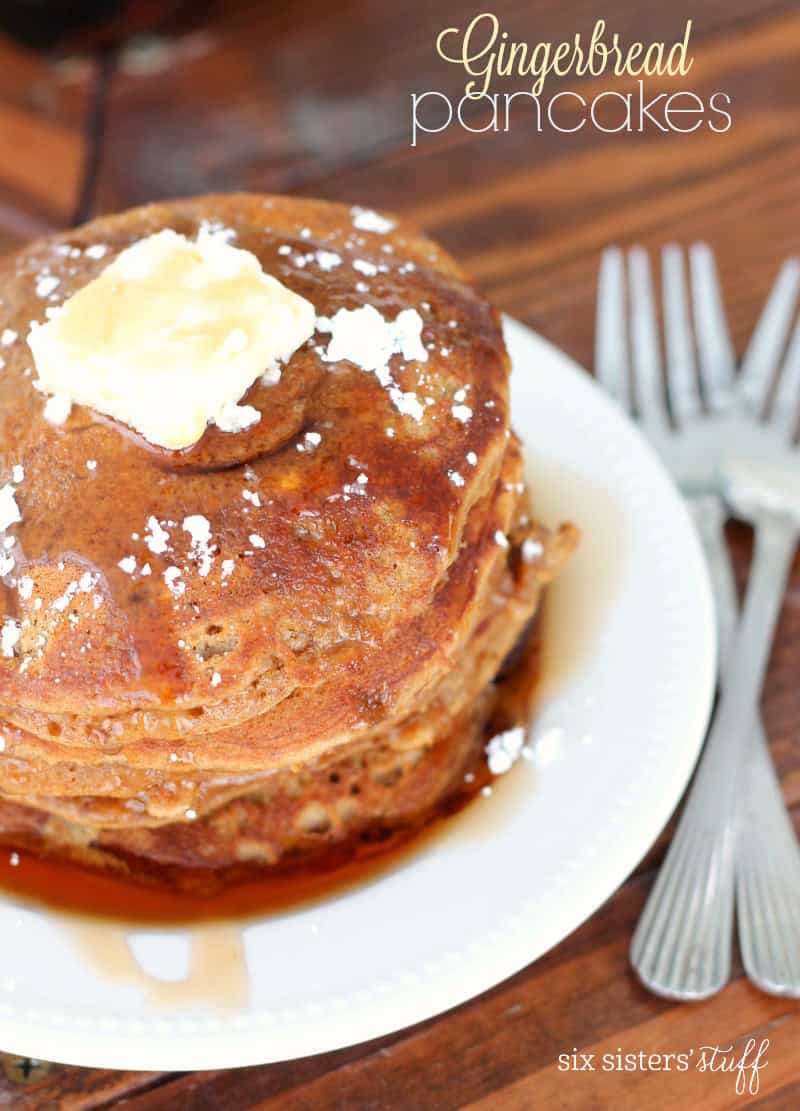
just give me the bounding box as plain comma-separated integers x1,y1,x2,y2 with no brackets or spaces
706,511,797,791
631,510,797,999
738,723,800,996
688,497,800,996
687,496,737,660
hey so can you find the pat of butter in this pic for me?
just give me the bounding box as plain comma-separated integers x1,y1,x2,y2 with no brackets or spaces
27,229,316,450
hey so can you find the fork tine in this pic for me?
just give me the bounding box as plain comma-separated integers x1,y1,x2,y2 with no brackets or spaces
739,259,800,416
768,316,800,441
662,244,701,428
595,247,631,410
628,246,668,433
688,243,736,413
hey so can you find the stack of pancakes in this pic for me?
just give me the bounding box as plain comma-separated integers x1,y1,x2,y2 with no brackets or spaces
0,195,575,893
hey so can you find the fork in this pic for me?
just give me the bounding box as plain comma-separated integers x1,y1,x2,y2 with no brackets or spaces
596,244,800,999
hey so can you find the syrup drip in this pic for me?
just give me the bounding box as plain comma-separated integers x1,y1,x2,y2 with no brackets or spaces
0,453,624,1010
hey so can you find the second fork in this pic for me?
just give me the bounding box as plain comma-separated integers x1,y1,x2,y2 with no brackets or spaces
596,243,800,999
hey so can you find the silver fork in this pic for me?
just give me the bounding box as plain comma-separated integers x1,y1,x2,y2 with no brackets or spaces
596,244,800,999
727,264,800,994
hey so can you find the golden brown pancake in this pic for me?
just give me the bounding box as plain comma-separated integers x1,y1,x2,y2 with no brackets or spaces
0,194,576,892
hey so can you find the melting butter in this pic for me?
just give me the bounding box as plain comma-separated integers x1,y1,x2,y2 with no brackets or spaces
28,229,316,450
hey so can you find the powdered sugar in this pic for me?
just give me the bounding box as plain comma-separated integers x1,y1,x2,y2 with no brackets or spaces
182,515,215,577
486,726,526,774
35,275,60,299
163,566,185,598
316,305,428,423
144,517,170,555
43,393,72,425
215,401,261,434
297,430,322,453
0,619,19,657
0,486,20,531
351,207,395,234
315,250,342,271
522,538,544,562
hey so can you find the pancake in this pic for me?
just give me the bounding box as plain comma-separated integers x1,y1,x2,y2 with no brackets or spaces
0,194,577,892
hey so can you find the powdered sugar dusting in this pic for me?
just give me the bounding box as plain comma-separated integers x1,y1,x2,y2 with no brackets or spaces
182,515,216,577
351,207,395,234
522,538,544,563
317,305,428,423
163,566,185,598
43,393,72,425
486,726,526,774
215,401,261,434
315,250,342,272
1,619,20,658
145,517,170,555
0,486,21,532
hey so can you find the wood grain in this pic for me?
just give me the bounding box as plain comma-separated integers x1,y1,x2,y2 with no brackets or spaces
92,0,795,214
0,36,95,247
3,1,800,1106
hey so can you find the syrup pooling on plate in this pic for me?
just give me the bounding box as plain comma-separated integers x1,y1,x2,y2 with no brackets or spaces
63,921,251,1013
0,616,543,925
0,635,541,1013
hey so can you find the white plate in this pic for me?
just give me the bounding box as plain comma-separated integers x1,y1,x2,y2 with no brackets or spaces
0,319,716,1070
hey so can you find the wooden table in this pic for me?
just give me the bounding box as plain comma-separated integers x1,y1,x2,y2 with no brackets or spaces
1,1,800,1106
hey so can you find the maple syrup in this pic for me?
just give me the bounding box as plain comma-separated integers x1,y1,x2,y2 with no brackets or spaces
0,453,622,1008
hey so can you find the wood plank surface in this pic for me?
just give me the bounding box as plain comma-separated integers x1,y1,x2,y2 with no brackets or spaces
0,35,94,246
2,1,800,1106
